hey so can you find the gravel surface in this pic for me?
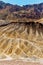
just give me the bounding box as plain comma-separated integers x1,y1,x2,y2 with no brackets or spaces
0,60,43,65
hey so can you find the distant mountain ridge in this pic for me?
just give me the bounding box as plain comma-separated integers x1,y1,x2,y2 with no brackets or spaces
0,1,43,21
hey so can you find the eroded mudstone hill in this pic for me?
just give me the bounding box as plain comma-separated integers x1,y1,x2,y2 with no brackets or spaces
0,22,43,60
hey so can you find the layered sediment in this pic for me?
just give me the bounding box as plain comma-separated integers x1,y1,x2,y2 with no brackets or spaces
0,22,43,60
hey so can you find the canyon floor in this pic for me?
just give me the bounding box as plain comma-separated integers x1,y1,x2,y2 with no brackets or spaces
0,60,43,65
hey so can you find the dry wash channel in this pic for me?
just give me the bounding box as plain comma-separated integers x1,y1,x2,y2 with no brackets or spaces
0,22,43,61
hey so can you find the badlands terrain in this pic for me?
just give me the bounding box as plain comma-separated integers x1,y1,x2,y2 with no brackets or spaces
0,1,43,65
0,22,43,61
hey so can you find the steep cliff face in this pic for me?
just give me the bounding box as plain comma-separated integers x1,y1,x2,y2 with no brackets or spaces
0,22,43,60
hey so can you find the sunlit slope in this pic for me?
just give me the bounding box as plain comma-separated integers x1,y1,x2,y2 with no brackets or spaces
0,22,43,60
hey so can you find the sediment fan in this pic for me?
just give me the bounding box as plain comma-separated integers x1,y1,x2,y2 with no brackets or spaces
0,22,43,61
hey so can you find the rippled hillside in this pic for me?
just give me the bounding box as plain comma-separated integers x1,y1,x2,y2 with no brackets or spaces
0,22,43,61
